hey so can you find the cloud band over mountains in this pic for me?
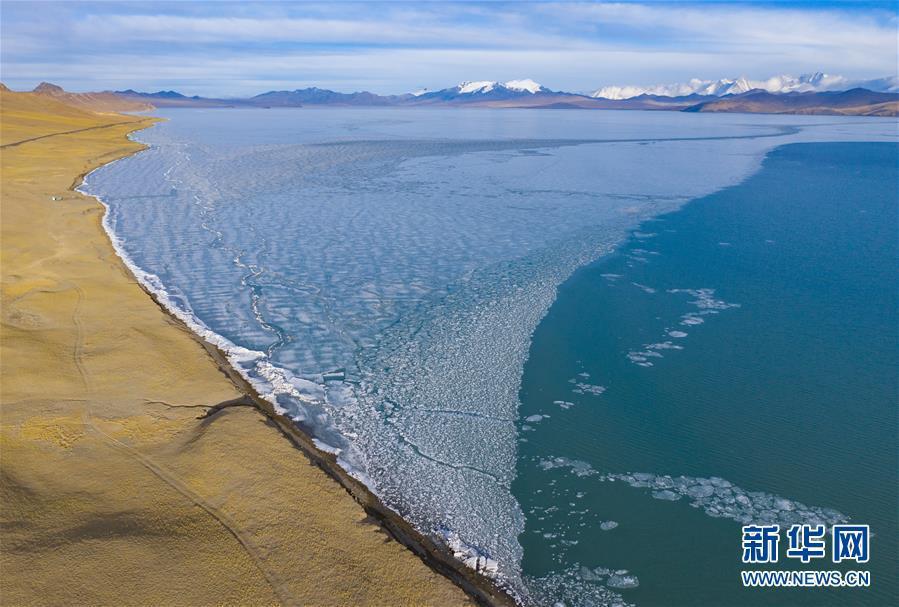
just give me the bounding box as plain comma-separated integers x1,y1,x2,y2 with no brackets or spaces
2,1,896,96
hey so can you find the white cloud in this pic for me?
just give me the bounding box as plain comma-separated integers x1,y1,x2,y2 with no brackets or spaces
71,13,575,49
1,2,895,95
545,2,897,50
5,46,873,97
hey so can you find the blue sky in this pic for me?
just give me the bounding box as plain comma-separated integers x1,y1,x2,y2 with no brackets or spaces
1,1,896,96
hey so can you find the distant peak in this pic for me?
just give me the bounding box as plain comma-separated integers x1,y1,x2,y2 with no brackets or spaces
458,80,497,94
152,90,186,98
34,82,65,95
503,79,545,94
589,71,892,100
456,79,546,95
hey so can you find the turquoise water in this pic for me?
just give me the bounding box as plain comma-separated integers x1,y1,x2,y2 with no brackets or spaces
516,142,898,605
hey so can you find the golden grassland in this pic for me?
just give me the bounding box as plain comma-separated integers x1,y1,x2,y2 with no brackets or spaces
0,89,471,606
0,88,138,147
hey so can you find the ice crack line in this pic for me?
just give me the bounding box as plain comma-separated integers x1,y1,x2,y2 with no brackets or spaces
392,432,506,486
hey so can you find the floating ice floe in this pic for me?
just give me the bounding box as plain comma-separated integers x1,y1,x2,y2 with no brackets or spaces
607,574,640,590
576,565,640,590
651,489,680,501
600,520,619,531
571,380,607,395
625,350,663,367
526,414,549,423
525,565,635,607
538,457,598,477
554,400,575,410
669,287,741,311
605,472,848,527
646,341,683,351
671,287,741,327
625,288,740,366
536,458,849,528
631,282,657,294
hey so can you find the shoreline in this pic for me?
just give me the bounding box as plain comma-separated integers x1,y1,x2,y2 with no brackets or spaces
77,118,518,606
172,302,519,607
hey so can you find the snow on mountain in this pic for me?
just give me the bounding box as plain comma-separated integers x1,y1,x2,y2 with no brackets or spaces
590,77,752,100
458,81,498,94
590,72,892,99
456,79,547,95
589,85,654,101
699,77,754,96
503,79,546,94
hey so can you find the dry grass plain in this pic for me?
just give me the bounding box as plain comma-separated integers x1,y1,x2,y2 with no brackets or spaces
0,89,471,606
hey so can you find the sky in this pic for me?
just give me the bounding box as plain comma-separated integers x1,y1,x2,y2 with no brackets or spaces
1,1,896,96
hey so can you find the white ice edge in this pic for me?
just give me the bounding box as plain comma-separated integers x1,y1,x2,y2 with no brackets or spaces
77,134,376,479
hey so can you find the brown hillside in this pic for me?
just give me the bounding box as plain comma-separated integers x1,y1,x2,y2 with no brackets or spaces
31,81,152,113
0,87,140,146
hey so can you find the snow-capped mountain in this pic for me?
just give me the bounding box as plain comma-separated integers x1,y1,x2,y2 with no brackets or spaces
502,79,546,94
456,79,547,95
411,79,553,104
590,77,756,100
591,73,898,100
108,74,897,115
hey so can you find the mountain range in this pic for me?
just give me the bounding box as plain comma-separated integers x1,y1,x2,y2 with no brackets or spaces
28,82,152,113
12,74,899,117
590,72,899,100
683,88,899,117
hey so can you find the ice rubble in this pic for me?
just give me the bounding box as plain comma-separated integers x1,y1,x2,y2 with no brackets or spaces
537,457,848,528
606,472,848,527
625,288,740,367
525,566,636,607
